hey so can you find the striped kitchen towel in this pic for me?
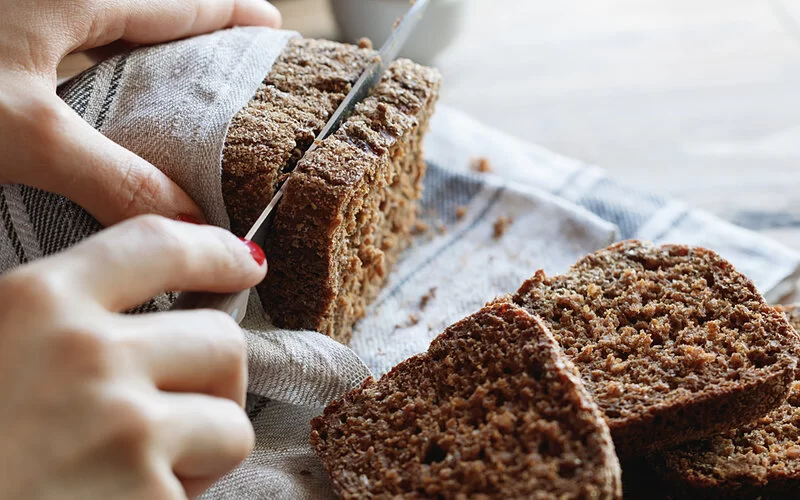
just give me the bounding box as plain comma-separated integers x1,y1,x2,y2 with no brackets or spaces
1,27,798,499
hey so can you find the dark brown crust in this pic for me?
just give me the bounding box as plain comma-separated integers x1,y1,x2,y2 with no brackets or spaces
222,38,374,236
221,39,441,342
310,302,622,499
512,240,800,457
261,60,440,342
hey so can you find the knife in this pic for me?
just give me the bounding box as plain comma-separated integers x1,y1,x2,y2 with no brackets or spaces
170,0,432,322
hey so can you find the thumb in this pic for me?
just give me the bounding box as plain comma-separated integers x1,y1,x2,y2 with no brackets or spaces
7,90,205,227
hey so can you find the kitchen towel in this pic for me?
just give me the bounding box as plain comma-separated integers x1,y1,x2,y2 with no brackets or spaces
1,27,798,498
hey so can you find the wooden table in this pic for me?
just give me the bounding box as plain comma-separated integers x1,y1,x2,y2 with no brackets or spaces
59,0,800,295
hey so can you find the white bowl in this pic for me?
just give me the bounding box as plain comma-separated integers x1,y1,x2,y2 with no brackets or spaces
330,0,468,66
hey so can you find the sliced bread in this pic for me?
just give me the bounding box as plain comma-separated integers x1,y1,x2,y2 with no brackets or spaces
222,38,441,342
650,304,800,498
310,302,622,498
512,240,799,456
652,381,800,499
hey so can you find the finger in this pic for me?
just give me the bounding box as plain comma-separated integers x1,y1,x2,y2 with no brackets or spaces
80,0,282,51
41,215,266,311
159,393,254,487
6,92,206,226
120,310,248,407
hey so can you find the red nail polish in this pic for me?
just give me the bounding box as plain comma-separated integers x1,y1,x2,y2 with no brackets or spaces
240,238,266,266
175,214,202,224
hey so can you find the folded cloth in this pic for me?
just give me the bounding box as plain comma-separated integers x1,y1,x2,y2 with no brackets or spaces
1,27,797,498
424,107,800,303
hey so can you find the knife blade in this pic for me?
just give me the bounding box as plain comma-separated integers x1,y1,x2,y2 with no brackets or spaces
171,0,431,322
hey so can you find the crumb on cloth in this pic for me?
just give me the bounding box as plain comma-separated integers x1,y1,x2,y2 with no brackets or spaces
395,314,421,330
419,287,437,310
493,216,513,240
471,156,494,173
455,205,468,220
357,37,373,50
411,220,429,235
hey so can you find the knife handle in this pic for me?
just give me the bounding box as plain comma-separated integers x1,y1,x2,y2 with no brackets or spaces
170,289,250,324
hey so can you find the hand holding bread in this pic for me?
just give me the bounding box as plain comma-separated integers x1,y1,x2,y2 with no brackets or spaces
0,0,281,226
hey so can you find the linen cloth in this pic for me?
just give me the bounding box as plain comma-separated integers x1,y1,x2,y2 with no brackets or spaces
0,27,797,498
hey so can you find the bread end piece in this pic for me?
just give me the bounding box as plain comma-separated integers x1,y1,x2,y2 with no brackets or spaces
311,302,622,498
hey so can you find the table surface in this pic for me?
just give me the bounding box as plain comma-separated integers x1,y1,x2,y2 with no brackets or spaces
59,0,800,296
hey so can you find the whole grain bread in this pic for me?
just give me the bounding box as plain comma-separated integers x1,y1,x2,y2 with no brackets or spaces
223,39,374,236
648,304,800,499
222,39,441,342
512,240,800,457
651,381,800,499
778,303,800,339
310,302,622,499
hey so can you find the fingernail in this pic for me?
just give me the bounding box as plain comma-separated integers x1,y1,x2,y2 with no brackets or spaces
240,238,266,266
175,214,202,224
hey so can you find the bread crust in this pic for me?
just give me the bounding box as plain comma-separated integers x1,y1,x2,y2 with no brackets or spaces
222,39,441,342
311,302,622,498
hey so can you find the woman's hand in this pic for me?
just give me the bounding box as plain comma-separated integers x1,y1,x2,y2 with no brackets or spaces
0,216,267,499
0,0,281,226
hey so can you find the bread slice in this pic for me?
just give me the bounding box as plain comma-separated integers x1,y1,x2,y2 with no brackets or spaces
222,39,441,342
310,302,622,499
512,240,799,457
650,381,800,499
777,303,800,337
649,304,800,498
223,39,374,237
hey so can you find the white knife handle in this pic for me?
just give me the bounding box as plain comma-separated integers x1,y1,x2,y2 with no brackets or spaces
170,289,250,324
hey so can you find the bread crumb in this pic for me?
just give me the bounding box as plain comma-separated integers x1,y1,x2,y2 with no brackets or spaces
471,156,494,173
606,381,624,398
436,222,447,235
420,287,437,310
786,446,800,459
357,37,373,50
411,220,429,235
491,411,515,432
395,315,420,330
493,216,513,239
455,206,468,220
